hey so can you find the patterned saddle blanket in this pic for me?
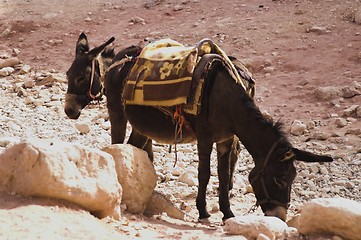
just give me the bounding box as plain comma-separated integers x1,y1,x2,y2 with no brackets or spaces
123,38,255,115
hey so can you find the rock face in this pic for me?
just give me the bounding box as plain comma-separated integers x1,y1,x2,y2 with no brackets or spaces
298,198,361,240
102,144,157,214
0,139,122,219
224,215,295,239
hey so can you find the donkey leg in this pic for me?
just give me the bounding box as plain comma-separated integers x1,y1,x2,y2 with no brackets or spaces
196,140,213,220
216,137,236,220
106,77,127,144
108,106,127,144
229,136,240,191
127,130,154,161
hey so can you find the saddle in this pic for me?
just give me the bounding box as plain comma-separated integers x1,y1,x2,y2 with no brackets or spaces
122,38,255,115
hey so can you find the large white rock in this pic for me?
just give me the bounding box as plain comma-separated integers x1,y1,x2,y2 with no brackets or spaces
298,198,361,240
0,139,122,219
102,144,157,214
224,215,294,239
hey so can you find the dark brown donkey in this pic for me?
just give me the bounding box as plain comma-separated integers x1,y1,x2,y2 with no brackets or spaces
65,33,333,222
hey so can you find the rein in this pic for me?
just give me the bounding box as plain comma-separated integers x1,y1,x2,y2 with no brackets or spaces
87,55,134,101
88,58,99,100
249,139,289,211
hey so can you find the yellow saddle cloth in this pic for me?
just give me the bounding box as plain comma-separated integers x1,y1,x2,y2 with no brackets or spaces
123,38,253,115
123,39,197,106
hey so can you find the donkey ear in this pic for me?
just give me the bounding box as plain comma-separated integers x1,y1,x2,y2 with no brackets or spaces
292,148,333,163
101,46,115,58
76,33,89,55
88,37,115,58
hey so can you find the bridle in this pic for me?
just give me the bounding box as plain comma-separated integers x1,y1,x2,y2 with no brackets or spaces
88,57,105,100
249,139,290,210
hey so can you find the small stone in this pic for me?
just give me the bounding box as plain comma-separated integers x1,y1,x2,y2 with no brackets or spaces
346,128,361,135
305,120,316,130
84,17,92,22
33,99,44,106
345,181,355,189
173,4,184,11
257,233,271,240
309,164,319,174
356,106,361,118
246,184,253,193
25,96,35,105
314,87,342,101
308,26,328,34
75,123,91,134
343,105,359,117
178,170,198,186
0,67,15,77
0,57,20,68
12,48,21,55
354,8,361,24
290,120,307,136
319,165,329,174
130,17,145,25
19,65,31,74
23,80,35,89
172,168,182,176
312,131,329,140
334,118,347,128
100,121,111,130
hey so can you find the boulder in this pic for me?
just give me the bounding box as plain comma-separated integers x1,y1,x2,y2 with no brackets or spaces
224,215,295,239
102,144,157,214
298,198,361,240
0,139,122,219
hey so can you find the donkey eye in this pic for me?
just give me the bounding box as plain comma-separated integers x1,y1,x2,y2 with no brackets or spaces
273,177,287,189
75,75,86,84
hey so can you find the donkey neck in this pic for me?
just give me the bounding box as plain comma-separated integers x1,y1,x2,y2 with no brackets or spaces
220,77,287,166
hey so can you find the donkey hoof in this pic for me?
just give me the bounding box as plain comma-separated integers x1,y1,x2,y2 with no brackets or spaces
198,211,211,222
222,212,235,222
198,217,211,223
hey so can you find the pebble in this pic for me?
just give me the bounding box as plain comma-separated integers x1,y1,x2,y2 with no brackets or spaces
334,118,347,128
75,123,91,134
130,17,145,25
173,4,184,11
290,120,307,136
319,165,329,175
100,121,111,130
312,131,329,140
178,170,198,186
0,57,20,68
23,80,35,88
343,105,359,117
309,164,319,174
308,25,328,34
0,67,15,76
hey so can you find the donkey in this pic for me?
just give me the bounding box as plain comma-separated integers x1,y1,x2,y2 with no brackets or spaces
65,33,333,222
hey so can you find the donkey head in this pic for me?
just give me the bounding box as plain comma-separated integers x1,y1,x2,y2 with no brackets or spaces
64,33,115,119
249,140,333,221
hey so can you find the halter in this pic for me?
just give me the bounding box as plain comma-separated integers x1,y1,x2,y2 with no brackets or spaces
249,139,289,210
88,57,105,100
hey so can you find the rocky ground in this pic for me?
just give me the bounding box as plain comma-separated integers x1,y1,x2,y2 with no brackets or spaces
0,0,361,239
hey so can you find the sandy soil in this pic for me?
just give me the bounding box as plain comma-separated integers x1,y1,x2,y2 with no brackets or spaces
0,0,360,239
